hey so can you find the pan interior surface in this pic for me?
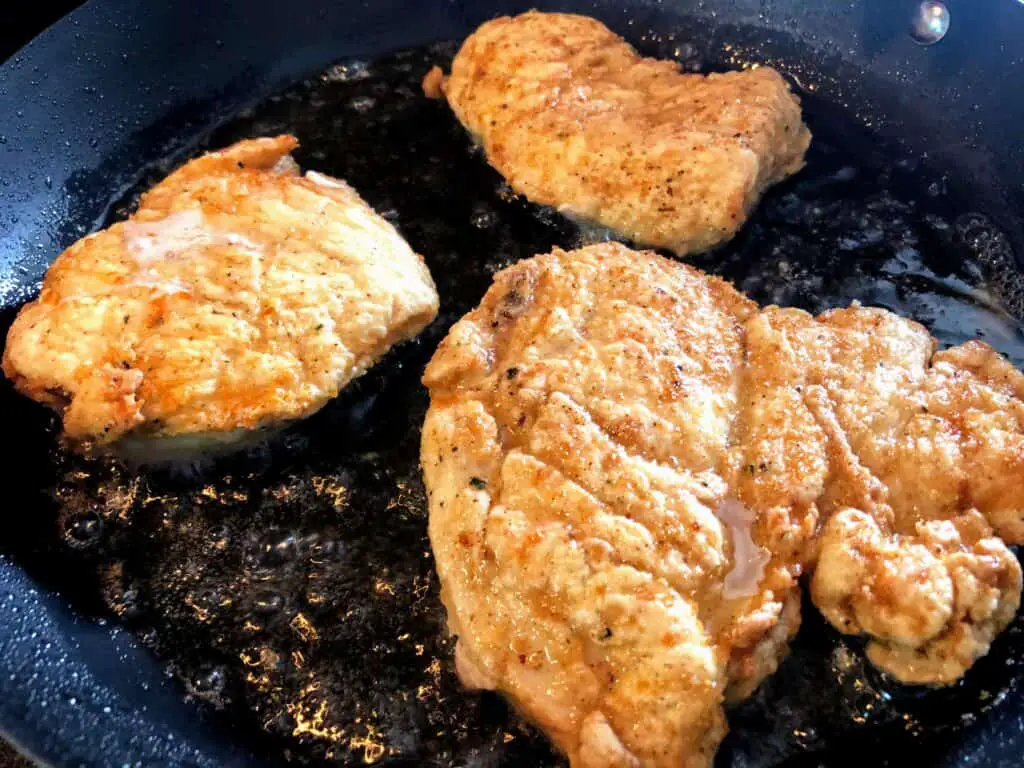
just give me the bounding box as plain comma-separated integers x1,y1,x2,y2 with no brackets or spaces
2,17,1024,768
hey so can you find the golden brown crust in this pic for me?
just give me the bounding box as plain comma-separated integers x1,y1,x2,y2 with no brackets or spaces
442,11,811,255
3,135,439,457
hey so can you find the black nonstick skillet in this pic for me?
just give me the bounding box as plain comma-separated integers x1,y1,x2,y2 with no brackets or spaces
3,1,1024,766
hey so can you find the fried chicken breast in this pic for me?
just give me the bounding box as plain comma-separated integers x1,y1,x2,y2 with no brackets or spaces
435,11,811,256
421,243,1024,767
3,136,439,460
422,243,801,768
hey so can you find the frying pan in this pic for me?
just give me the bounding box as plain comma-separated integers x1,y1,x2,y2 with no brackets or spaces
3,0,1024,766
